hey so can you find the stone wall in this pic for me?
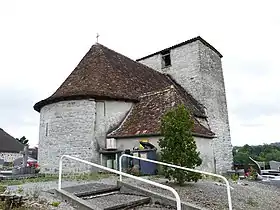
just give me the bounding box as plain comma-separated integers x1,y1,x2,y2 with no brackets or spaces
138,39,233,173
198,41,233,173
0,152,22,162
116,135,215,172
38,100,97,174
38,99,132,174
95,101,133,150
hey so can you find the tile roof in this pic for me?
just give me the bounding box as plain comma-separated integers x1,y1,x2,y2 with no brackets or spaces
34,43,171,112
34,43,205,117
107,86,215,138
0,128,24,153
33,42,213,137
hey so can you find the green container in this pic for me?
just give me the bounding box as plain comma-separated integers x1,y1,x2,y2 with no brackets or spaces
106,159,113,169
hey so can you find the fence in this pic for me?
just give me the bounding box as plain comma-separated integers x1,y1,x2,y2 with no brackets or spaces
58,155,182,210
119,154,232,210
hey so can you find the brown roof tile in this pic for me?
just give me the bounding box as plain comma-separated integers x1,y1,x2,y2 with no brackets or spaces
107,86,214,138
34,43,206,118
34,43,171,112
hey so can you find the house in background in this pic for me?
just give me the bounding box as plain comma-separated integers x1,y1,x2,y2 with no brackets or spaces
0,128,24,162
28,147,38,160
34,36,233,174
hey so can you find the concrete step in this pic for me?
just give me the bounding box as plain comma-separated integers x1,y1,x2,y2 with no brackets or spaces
62,182,120,197
57,182,151,210
86,193,151,210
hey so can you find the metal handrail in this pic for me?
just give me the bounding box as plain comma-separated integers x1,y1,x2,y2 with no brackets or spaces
58,155,182,210
119,154,232,210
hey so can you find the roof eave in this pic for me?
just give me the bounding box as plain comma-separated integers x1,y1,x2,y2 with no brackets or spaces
0,150,21,153
136,36,223,61
108,132,215,139
33,95,139,113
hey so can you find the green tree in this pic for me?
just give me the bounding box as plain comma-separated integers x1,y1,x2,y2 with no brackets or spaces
16,136,29,145
233,142,280,168
233,152,250,164
158,104,202,185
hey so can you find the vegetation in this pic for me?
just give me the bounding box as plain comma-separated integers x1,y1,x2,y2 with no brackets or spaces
0,172,112,186
158,105,202,185
51,201,61,207
0,185,7,193
16,136,29,145
233,143,280,166
230,173,239,182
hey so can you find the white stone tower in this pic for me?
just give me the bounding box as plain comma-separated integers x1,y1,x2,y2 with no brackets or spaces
137,36,233,173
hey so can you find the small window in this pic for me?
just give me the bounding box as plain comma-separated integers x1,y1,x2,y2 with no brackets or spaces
161,50,171,68
45,123,49,137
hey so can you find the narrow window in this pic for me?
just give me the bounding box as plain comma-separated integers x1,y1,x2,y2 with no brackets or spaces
45,123,49,137
103,102,106,116
161,50,171,68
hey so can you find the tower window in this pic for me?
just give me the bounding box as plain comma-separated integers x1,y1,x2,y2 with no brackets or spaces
161,50,171,68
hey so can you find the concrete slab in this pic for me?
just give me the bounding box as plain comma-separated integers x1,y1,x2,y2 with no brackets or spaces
55,189,102,210
86,193,150,210
62,183,120,197
118,181,206,210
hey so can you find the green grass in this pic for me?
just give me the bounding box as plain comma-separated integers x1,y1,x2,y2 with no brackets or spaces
51,201,61,207
0,201,27,210
0,172,113,186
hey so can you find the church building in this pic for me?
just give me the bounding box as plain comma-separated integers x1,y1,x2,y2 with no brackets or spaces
34,36,233,174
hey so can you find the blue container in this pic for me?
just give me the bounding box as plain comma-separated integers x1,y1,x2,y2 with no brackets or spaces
132,149,157,175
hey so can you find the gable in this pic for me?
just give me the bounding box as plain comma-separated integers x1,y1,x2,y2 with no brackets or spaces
107,86,214,138
0,128,24,153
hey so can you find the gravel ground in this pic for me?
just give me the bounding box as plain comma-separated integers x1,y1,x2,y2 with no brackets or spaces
4,176,119,210
124,177,280,210
3,176,280,209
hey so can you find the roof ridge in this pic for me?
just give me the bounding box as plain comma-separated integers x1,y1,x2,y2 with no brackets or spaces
96,43,168,77
96,43,115,72
107,106,134,137
140,85,175,98
165,74,206,118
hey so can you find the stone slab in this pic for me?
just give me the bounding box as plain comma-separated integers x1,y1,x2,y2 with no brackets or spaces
86,193,150,210
55,189,102,210
118,181,206,210
62,183,120,197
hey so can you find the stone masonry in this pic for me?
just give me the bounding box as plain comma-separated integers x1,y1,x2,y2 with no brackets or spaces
38,99,132,174
38,100,97,174
0,152,22,163
138,39,233,173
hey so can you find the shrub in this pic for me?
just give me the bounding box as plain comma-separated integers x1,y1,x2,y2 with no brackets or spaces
158,105,202,185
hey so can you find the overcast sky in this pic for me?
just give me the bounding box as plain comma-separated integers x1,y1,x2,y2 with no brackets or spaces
0,0,279,147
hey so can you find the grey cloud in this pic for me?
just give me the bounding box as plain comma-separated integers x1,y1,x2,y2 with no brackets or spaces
239,123,264,127
0,87,38,128
225,58,273,78
230,99,280,122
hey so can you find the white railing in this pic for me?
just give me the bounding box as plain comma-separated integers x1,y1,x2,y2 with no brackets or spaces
119,154,232,210
58,155,182,210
